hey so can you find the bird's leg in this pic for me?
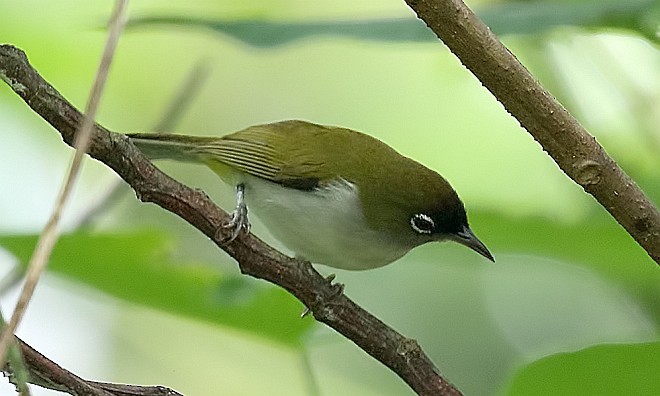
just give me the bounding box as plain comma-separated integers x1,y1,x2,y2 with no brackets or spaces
301,273,345,318
218,183,250,243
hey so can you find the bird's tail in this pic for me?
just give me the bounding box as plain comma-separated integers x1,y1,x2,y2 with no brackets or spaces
126,133,217,163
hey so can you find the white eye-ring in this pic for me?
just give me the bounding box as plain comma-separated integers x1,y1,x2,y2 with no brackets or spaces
411,213,435,234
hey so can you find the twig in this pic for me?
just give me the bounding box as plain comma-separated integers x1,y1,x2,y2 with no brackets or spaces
404,0,660,263
152,59,212,134
75,58,212,229
0,0,130,364
14,335,182,396
0,44,461,395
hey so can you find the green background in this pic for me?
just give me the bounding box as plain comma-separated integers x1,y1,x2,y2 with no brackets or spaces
0,0,658,395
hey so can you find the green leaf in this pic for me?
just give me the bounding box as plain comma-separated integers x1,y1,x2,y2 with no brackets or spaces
471,208,660,326
0,231,313,346
126,18,436,47
125,0,659,48
504,342,660,395
479,0,659,40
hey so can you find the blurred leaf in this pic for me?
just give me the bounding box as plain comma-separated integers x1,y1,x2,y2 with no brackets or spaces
126,18,436,47
480,0,659,40
480,255,656,363
126,0,659,48
471,208,660,326
0,231,313,346
504,342,660,395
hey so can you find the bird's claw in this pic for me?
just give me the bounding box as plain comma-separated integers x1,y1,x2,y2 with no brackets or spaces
217,184,250,243
301,274,345,318
220,205,250,243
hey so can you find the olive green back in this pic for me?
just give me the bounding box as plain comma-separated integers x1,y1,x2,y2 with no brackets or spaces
129,120,462,236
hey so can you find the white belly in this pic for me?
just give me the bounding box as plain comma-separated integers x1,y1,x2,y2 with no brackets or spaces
241,176,409,270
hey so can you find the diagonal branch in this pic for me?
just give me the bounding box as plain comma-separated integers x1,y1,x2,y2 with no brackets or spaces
0,44,461,396
404,0,660,264
8,336,182,395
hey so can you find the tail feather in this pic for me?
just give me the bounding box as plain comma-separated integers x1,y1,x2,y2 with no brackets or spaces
127,133,217,163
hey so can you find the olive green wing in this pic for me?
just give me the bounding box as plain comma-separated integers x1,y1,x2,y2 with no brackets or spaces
200,121,335,190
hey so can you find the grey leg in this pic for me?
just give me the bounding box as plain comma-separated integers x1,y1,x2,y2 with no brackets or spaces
220,183,250,243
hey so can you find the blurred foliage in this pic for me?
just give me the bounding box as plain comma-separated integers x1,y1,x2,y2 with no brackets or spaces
0,232,312,346
126,0,660,47
0,0,659,395
477,210,660,323
480,0,659,40
1,206,657,394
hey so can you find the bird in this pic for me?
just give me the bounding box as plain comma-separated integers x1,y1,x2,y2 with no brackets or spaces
127,120,493,270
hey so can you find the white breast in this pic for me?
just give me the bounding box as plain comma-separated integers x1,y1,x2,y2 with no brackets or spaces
241,176,410,270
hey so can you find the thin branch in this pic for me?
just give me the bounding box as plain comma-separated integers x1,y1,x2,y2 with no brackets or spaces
0,0,130,364
10,335,182,396
0,44,461,395
76,59,212,229
404,0,660,264
152,59,212,134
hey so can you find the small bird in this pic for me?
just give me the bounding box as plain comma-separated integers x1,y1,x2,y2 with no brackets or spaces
128,120,493,270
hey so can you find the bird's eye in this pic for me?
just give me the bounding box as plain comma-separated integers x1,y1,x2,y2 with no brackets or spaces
410,213,435,234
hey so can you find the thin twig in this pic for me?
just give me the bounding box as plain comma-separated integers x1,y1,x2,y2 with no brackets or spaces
0,0,130,367
152,59,212,134
299,350,320,396
75,58,212,229
0,266,26,298
14,335,182,395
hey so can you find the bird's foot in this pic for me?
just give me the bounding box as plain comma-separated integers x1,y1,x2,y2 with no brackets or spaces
301,273,345,318
217,184,251,243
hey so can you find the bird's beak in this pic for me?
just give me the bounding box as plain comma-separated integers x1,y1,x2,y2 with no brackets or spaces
453,226,495,262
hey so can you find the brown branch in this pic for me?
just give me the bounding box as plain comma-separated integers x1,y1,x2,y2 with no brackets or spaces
0,44,461,396
404,0,660,264
6,336,182,396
